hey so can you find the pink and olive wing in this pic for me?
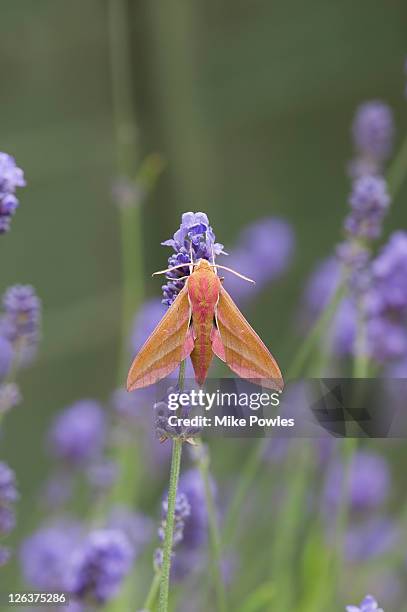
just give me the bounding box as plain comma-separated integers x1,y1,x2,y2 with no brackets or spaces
213,287,284,391
127,286,193,391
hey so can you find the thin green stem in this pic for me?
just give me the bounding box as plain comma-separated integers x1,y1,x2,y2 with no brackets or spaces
143,571,161,611
286,280,347,381
353,298,369,379
107,0,144,383
222,438,268,547
198,445,227,612
158,437,183,612
387,132,407,198
330,436,357,600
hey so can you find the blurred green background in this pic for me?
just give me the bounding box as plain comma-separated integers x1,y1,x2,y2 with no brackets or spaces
1,0,407,600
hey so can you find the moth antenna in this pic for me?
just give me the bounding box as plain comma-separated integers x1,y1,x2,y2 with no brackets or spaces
211,244,217,274
152,263,191,277
215,265,256,284
189,242,194,275
165,275,189,281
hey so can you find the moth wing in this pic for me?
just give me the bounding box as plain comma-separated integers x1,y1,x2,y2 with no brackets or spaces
127,286,193,391
213,287,284,391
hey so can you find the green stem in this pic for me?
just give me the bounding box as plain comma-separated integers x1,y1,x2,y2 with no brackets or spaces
158,438,183,612
222,438,268,547
143,571,161,611
286,280,347,380
198,445,227,612
387,132,407,198
331,436,357,600
107,0,144,382
353,298,369,379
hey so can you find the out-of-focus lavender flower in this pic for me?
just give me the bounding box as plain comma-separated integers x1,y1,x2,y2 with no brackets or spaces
0,383,21,415
130,298,166,354
345,517,399,562
69,529,133,604
0,336,13,380
0,461,18,504
0,505,16,536
346,594,384,612
0,462,18,561
42,471,74,510
154,492,191,571
218,218,294,303
20,521,82,590
303,256,341,316
107,505,154,553
323,451,390,514
352,101,394,163
302,256,357,356
178,468,210,549
0,546,10,566
345,176,390,240
1,285,41,365
86,460,118,492
365,231,407,362
162,212,224,307
0,153,25,234
48,400,106,466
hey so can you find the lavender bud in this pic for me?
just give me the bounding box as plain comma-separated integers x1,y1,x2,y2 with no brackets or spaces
0,153,25,234
346,594,383,612
48,400,106,466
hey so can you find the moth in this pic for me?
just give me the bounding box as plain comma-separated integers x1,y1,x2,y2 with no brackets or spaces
127,258,284,392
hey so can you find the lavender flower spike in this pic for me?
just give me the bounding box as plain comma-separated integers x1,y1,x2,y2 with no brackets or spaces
1,285,41,365
345,175,390,240
161,212,224,307
0,462,19,564
154,492,191,570
0,153,25,234
68,529,133,605
352,102,394,163
346,594,384,612
48,400,106,466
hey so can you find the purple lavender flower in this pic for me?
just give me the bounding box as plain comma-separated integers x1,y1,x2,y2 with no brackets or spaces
130,298,166,354
323,451,390,514
346,594,384,612
162,212,224,307
20,520,82,590
352,101,394,163
154,391,201,443
345,176,391,240
178,468,210,549
0,336,13,380
107,505,154,553
218,217,294,302
0,505,16,535
0,461,18,504
68,529,133,604
303,256,341,316
86,460,118,492
0,153,25,234
1,285,41,364
302,256,357,356
48,400,106,466
0,383,21,415
365,231,407,361
0,546,10,567
42,471,74,510
154,492,191,571
345,517,399,562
